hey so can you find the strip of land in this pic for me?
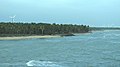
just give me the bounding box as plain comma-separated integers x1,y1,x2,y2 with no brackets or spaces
0,35,61,40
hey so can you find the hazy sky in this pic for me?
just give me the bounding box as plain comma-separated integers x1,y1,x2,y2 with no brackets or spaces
0,0,120,26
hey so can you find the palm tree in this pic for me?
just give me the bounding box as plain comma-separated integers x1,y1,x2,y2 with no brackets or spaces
40,25,45,35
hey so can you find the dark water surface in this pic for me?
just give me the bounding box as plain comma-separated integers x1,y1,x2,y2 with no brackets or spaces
0,30,120,67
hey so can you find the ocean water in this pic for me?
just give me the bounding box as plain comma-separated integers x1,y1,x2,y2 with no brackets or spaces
0,30,120,67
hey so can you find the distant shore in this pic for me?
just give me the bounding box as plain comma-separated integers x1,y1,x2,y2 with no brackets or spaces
0,35,61,40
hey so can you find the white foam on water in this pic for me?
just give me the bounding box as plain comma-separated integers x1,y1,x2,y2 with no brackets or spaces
103,34,111,38
26,60,62,67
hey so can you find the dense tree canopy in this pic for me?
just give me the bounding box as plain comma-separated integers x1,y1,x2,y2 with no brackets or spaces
0,22,90,37
90,27,120,31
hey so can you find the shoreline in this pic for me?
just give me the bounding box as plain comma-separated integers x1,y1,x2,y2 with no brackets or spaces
0,33,91,40
0,35,61,40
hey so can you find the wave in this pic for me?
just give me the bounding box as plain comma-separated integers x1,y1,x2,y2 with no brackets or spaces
102,57,120,62
110,41,120,44
26,60,62,67
103,33,120,37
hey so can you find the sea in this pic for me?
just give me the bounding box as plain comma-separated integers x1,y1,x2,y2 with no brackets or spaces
0,30,120,67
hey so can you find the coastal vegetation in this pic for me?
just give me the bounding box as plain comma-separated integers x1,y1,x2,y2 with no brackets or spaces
90,27,120,31
0,22,90,37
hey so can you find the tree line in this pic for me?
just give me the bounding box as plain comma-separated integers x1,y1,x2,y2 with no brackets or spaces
90,27,120,31
0,22,90,36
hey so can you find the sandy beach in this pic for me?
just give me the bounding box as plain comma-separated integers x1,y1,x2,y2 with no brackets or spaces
0,35,61,40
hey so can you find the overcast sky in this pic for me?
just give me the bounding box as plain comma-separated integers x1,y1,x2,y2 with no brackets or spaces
0,0,120,26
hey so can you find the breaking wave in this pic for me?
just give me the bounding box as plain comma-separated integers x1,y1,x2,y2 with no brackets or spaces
26,60,62,67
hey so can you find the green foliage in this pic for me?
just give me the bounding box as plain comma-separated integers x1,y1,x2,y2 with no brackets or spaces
90,27,120,31
0,22,90,36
